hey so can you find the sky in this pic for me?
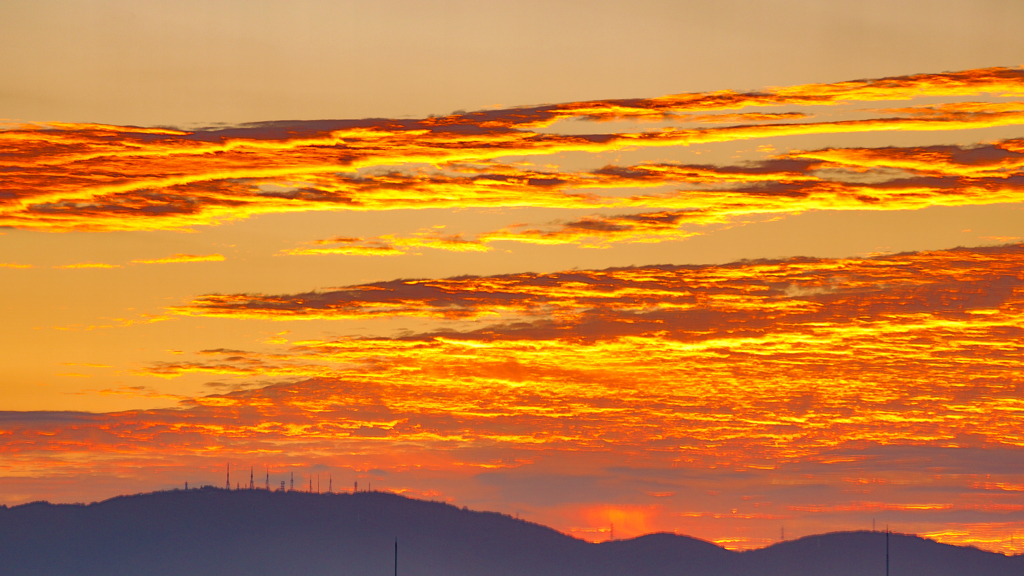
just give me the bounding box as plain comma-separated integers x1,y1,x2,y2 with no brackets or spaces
2,0,1024,554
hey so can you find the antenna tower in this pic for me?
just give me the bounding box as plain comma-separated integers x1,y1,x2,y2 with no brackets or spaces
886,525,889,576
265,467,269,490
290,471,294,491
250,466,254,490
329,474,332,493
226,463,230,490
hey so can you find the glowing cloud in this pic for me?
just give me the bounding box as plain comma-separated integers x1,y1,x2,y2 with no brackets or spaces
5,244,1024,550
130,253,226,265
1,67,1022,233
53,262,122,269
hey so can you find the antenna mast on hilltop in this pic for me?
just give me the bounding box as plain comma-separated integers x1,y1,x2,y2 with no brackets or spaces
265,467,269,490
250,466,254,490
226,463,230,490
291,472,294,491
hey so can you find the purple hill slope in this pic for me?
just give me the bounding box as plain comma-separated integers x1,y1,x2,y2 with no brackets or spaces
0,488,1020,576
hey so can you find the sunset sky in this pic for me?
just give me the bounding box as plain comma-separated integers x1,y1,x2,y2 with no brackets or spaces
3,0,1024,553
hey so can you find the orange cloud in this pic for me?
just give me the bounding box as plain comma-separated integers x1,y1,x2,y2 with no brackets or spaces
6,245,1024,551
920,523,1024,556
283,211,704,256
138,244,1024,507
130,253,226,265
276,135,1024,254
284,233,490,257
53,262,121,269
428,66,1024,127
2,67,1023,233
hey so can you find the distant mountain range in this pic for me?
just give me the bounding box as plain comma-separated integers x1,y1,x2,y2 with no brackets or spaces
1,488,1020,575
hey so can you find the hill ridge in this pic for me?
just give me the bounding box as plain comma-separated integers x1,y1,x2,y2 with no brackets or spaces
1,488,1020,575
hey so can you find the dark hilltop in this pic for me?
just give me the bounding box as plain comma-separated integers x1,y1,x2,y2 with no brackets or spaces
1,487,1021,575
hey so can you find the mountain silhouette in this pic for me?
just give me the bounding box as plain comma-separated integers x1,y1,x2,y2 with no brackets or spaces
1,488,1020,575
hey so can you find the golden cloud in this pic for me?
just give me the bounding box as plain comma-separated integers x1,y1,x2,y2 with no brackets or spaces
1,67,1022,233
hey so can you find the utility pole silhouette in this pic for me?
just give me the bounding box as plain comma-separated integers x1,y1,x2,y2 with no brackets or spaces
354,481,358,493
265,467,269,490
290,472,294,491
886,525,890,576
250,466,254,490
329,474,332,493
226,463,230,490
395,539,398,576
309,476,312,493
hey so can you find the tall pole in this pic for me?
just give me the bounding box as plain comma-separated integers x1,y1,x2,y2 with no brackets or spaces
394,539,398,576
226,463,230,490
